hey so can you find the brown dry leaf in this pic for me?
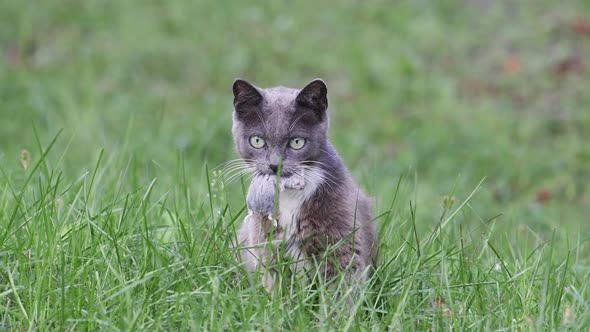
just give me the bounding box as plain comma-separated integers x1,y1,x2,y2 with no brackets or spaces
429,297,453,318
20,149,31,170
23,249,33,259
460,79,499,98
571,16,590,36
7,46,22,66
535,189,552,203
563,305,573,325
554,56,584,77
503,55,521,75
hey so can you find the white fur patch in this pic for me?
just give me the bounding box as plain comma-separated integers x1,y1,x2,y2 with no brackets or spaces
278,174,319,236
277,169,321,272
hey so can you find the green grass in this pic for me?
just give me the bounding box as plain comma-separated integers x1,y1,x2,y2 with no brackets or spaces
1,0,589,330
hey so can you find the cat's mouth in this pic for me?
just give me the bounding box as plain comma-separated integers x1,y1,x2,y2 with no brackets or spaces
255,167,295,177
261,171,294,178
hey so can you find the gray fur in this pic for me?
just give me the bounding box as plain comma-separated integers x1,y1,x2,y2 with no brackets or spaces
232,79,377,293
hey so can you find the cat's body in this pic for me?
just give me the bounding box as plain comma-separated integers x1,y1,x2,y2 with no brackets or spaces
231,79,377,291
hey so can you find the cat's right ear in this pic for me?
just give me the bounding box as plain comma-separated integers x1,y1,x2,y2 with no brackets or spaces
296,79,328,122
233,79,263,110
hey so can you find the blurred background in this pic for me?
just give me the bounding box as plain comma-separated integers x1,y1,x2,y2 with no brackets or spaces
1,0,589,238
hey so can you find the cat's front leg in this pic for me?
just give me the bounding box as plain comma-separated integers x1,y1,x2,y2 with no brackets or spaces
237,211,276,291
237,212,262,273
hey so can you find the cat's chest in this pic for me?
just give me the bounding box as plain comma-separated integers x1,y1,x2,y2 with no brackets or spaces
276,184,316,271
277,181,317,236
277,190,304,235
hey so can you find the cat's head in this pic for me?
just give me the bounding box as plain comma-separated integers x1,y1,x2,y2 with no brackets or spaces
231,79,329,177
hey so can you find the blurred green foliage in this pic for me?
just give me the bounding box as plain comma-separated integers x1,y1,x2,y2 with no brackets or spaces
2,0,588,233
0,0,589,328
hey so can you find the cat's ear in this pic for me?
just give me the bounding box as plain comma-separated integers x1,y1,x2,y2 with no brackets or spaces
233,79,263,109
296,79,328,120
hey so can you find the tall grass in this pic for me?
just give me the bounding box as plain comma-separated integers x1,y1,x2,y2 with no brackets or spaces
0,133,587,330
1,0,589,330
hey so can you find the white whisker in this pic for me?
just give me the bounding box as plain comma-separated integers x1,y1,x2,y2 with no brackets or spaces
299,164,337,184
301,160,337,171
220,164,253,175
219,167,254,181
225,168,256,184
295,163,340,196
217,159,255,179
214,158,255,170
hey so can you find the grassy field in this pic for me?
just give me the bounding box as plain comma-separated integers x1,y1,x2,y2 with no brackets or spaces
1,0,589,330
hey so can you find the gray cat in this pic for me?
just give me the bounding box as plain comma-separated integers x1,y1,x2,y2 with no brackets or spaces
232,78,377,292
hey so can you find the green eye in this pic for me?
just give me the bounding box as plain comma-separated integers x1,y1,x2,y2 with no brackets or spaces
289,137,306,150
249,135,266,149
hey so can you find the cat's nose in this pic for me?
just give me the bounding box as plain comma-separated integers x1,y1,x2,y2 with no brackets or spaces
269,164,278,174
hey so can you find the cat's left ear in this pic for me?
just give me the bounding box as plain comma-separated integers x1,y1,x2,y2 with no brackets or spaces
296,79,328,120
